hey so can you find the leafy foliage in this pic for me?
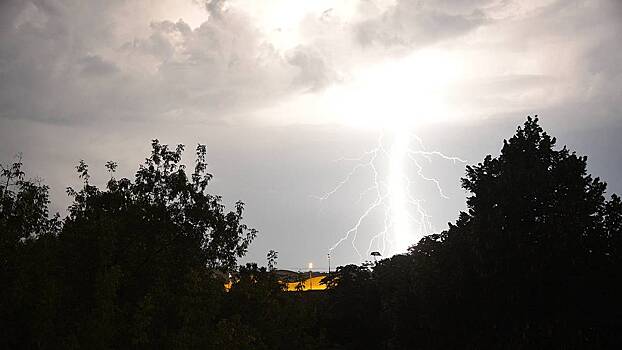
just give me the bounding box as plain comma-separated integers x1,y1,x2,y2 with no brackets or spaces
0,157,61,349
322,264,386,349
2,118,622,349
223,262,327,349
325,117,622,348
1,141,259,348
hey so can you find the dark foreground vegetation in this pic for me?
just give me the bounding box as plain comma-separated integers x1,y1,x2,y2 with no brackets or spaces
2,117,622,349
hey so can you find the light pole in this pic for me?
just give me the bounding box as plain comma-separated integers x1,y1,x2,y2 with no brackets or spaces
308,262,313,290
327,252,331,275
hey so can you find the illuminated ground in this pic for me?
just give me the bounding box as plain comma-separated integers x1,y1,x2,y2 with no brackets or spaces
284,275,327,291
225,270,329,292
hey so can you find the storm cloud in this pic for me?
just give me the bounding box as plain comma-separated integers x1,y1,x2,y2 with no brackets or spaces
1,0,621,268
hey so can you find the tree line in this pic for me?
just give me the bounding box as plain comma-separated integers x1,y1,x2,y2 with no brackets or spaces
1,117,621,349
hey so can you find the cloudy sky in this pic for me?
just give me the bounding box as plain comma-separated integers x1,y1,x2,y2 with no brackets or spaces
1,0,621,269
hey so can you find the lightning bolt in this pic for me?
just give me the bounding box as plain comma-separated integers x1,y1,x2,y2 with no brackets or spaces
317,128,466,261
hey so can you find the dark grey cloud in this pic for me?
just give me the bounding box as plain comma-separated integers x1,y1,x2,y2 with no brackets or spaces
79,55,120,76
204,0,227,19
0,1,138,122
354,0,492,48
287,45,338,91
0,0,337,125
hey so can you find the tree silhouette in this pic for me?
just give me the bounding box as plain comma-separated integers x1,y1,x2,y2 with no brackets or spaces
1,141,258,348
2,118,621,349
0,157,62,349
366,116,622,348
445,116,622,346
322,264,387,349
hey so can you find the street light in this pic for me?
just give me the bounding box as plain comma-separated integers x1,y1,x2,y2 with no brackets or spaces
327,252,331,275
308,262,313,290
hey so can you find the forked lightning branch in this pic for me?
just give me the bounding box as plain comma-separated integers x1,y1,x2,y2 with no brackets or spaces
315,129,466,261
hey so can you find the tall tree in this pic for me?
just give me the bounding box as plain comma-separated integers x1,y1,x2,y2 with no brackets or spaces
0,157,62,349
364,116,622,348
1,141,258,348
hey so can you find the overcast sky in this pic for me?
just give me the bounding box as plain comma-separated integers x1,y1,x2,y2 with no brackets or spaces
1,0,621,269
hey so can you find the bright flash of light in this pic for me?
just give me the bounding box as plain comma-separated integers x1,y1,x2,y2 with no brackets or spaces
305,48,467,261
327,48,464,129
388,131,411,252
317,129,466,260
308,262,313,269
